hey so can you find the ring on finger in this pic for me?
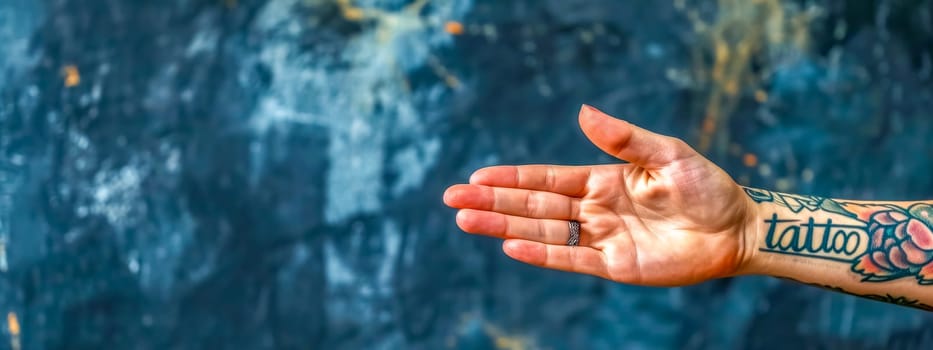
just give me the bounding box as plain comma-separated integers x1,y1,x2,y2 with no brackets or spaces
567,220,580,246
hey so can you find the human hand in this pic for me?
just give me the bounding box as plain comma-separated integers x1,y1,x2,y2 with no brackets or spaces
443,105,756,286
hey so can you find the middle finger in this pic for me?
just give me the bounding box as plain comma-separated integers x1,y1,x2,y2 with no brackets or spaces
444,184,580,220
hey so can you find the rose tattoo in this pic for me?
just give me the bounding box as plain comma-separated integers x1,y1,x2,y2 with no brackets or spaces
852,204,933,284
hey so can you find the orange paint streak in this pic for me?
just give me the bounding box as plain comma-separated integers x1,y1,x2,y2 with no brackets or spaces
743,153,758,167
444,21,464,35
63,65,80,87
7,312,19,336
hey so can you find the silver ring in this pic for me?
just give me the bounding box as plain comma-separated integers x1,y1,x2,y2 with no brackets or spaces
567,220,580,246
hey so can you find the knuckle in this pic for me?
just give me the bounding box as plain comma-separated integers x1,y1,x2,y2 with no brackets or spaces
537,219,547,240
545,167,557,191
523,192,535,216
502,215,513,236
515,167,524,187
526,192,545,217
611,128,635,157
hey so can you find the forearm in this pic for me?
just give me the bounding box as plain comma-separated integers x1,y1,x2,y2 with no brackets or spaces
740,187,933,311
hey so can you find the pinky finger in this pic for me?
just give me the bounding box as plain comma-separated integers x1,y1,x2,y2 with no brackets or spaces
502,239,609,279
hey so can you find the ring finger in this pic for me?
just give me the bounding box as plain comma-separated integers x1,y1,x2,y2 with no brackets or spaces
456,209,584,245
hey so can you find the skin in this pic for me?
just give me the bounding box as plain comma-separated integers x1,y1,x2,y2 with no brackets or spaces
443,105,757,286
443,105,933,310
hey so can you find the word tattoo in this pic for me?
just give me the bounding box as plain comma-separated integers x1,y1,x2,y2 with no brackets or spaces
745,188,933,285
761,214,865,264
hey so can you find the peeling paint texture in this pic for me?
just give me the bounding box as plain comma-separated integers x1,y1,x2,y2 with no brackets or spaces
1,0,933,349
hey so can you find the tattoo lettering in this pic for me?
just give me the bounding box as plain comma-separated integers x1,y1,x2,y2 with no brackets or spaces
745,188,933,285
761,214,868,263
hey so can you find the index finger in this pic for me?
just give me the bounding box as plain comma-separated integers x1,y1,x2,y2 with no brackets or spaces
469,165,592,197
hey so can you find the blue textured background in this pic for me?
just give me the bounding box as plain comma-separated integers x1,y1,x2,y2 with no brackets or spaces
2,0,933,349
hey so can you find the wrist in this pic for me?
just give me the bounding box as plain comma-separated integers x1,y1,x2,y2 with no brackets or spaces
734,187,765,276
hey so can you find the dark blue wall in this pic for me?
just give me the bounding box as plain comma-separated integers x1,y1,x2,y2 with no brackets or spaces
1,0,932,348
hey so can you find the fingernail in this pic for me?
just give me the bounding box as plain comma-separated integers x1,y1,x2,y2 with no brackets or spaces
468,171,481,184
581,104,604,116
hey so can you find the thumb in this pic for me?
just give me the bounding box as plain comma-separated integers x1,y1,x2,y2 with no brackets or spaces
578,104,690,168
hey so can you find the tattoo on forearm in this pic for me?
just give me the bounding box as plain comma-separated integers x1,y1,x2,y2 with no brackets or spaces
780,277,933,312
743,188,857,218
744,188,933,285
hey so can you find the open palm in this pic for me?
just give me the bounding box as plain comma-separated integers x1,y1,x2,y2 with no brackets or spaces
443,106,755,286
